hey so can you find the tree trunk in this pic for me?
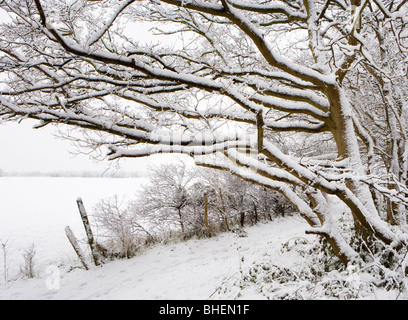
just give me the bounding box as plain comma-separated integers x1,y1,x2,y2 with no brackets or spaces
239,212,245,227
218,189,231,231
327,85,380,233
204,192,211,237
177,208,185,235
307,191,359,265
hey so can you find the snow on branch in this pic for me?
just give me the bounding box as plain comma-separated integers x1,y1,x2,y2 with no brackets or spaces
252,94,329,121
219,0,336,86
107,138,253,160
86,0,135,47
227,0,307,22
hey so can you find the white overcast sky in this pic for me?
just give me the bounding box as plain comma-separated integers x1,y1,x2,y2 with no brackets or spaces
0,120,159,174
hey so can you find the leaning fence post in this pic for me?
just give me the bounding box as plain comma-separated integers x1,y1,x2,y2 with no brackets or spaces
76,197,101,266
65,226,89,270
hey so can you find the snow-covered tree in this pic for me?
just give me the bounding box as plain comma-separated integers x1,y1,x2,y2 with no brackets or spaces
136,161,196,235
1,0,408,268
197,167,291,227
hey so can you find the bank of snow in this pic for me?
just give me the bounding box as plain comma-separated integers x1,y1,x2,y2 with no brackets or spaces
1,214,405,300
1,216,313,300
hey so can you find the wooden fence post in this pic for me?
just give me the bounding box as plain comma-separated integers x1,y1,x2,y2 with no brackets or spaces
65,226,89,270
76,197,101,266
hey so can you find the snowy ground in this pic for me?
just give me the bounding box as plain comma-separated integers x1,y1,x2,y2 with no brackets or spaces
0,214,312,300
1,177,315,300
0,177,405,300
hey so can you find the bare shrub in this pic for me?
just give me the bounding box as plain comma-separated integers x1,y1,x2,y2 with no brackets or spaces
93,195,153,259
20,244,36,279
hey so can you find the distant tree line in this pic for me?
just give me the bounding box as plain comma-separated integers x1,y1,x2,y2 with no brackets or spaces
92,161,292,259
0,170,147,178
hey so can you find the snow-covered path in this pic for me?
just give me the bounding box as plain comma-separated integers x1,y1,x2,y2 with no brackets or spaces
0,216,310,300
